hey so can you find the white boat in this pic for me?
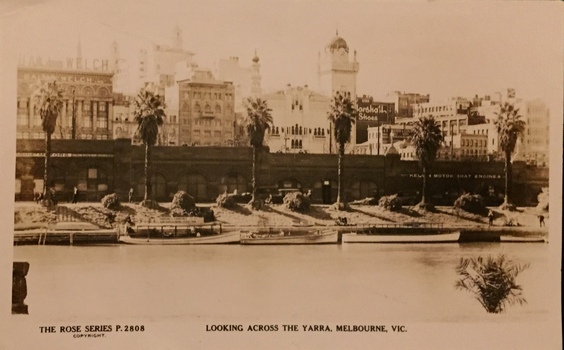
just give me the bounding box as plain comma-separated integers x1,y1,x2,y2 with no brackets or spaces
119,231,240,245
240,228,338,245
342,231,460,243
119,221,240,245
500,235,547,243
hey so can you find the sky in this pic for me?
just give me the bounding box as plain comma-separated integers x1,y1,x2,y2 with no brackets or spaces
1,0,562,112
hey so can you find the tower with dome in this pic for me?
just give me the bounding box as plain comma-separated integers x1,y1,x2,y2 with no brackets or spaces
317,31,360,151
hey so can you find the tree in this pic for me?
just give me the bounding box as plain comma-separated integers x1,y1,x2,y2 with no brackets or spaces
243,97,272,209
133,87,165,207
34,80,63,206
327,91,358,210
455,254,529,313
494,102,525,210
411,116,444,210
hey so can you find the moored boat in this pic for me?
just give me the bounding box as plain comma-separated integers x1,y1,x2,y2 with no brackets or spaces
342,231,460,243
240,228,338,245
500,235,547,243
14,222,119,245
119,220,240,245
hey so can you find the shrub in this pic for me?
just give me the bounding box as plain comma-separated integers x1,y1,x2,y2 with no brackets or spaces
455,254,529,313
101,193,120,210
453,193,487,215
216,192,236,209
171,191,196,211
536,187,548,212
283,192,311,212
378,194,402,211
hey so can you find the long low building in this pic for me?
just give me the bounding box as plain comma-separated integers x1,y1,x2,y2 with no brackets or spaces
14,139,547,206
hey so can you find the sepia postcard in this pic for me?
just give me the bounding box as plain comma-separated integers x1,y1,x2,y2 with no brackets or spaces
0,0,562,349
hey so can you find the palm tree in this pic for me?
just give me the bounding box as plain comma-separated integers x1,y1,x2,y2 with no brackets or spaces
455,254,529,313
327,91,358,210
133,87,166,207
411,116,444,209
494,102,525,209
244,97,273,209
34,80,63,206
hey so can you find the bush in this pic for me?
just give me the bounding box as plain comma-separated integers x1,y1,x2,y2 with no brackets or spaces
378,194,402,211
216,192,237,209
101,193,120,210
171,191,196,211
455,254,529,313
537,187,548,212
283,192,311,212
453,193,487,215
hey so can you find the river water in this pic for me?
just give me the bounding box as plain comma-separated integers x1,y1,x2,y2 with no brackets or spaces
12,242,552,324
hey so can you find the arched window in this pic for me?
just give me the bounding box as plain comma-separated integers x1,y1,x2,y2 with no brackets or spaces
194,104,201,113
350,180,378,201
219,174,247,194
214,104,221,114
77,166,109,201
204,104,211,113
178,174,208,201
299,126,303,135
137,173,167,200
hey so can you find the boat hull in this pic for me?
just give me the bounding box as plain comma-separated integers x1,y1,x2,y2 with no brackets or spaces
500,235,547,243
14,229,119,245
342,231,460,243
240,229,338,245
119,231,240,245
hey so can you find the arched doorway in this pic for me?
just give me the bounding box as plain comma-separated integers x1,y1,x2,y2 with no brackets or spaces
218,173,247,195
350,180,378,201
178,174,208,202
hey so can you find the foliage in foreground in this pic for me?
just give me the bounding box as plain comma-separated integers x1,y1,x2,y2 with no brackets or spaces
283,192,311,212
101,193,121,210
453,193,487,215
378,194,402,212
455,254,529,313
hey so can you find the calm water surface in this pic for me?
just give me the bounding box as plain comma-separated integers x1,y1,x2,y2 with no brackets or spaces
13,242,551,324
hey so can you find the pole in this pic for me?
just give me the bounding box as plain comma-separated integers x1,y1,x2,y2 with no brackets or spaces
377,122,380,155
450,123,454,159
72,89,76,139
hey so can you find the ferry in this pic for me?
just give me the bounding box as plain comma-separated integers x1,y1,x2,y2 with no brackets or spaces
240,228,338,245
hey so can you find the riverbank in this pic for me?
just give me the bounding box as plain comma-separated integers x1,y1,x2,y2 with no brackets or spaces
14,201,548,233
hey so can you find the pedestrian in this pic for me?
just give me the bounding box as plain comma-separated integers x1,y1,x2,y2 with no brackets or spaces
50,188,57,205
538,214,545,227
128,187,134,203
488,210,494,226
71,186,79,204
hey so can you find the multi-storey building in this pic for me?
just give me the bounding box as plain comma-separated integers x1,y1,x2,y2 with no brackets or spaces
111,27,195,94
387,91,430,119
407,98,484,137
166,68,236,146
356,95,395,144
263,84,331,154
17,57,114,141
217,53,262,113
519,99,550,166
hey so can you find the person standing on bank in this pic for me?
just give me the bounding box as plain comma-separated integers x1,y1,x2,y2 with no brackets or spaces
538,214,545,227
488,210,494,226
128,188,134,203
72,186,79,204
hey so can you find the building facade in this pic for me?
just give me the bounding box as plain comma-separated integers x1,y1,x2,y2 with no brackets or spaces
17,64,114,141
14,139,547,206
356,95,395,144
167,68,236,146
263,85,331,154
217,53,262,113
